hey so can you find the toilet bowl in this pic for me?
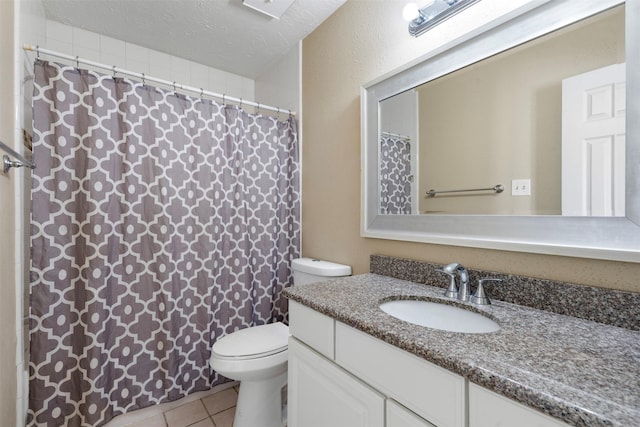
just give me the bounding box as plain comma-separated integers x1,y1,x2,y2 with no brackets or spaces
211,322,289,427
210,257,351,427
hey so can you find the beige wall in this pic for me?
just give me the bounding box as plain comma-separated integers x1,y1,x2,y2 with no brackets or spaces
418,7,624,215
301,0,640,292
0,0,18,424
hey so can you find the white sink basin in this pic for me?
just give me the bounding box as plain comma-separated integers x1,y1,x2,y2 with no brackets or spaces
379,299,500,333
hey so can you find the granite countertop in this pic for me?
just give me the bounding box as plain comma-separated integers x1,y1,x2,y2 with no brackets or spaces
283,273,640,427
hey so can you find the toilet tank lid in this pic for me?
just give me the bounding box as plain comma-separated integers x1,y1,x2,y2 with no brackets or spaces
292,257,352,277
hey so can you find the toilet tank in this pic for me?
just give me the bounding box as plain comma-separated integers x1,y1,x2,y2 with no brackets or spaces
292,257,352,286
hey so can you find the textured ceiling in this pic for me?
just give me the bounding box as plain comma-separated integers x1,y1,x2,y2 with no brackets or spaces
40,0,346,79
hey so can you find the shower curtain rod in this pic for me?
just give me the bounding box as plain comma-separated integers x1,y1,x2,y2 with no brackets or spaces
0,138,35,172
23,44,297,117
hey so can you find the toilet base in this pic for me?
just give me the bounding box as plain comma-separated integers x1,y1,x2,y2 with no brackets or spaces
234,370,288,427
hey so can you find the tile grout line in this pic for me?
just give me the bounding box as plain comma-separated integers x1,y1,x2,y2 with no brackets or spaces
161,389,238,427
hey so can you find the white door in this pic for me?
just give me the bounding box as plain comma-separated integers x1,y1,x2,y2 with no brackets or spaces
287,338,385,427
562,63,625,216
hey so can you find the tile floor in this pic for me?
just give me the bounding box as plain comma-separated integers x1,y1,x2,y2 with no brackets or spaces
117,385,238,427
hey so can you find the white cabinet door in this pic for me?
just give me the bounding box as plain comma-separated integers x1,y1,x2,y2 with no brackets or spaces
469,383,570,427
387,400,436,427
288,337,385,427
335,322,466,427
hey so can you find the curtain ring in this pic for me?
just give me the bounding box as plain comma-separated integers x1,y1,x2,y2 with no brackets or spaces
222,94,226,106
276,107,280,115
257,103,261,114
36,45,40,59
173,81,177,92
112,65,117,78
239,98,243,109
200,88,204,98
288,109,292,118
75,55,80,69
142,73,146,85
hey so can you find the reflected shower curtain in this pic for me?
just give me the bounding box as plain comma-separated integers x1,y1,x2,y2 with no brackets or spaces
28,60,300,426
379,135,412,214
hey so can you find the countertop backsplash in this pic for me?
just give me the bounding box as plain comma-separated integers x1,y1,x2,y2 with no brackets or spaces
370,254,640,331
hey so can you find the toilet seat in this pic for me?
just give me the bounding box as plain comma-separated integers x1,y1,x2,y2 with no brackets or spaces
212,322,289,360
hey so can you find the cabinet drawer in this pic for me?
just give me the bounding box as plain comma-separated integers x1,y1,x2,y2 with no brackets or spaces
469,383,570,427
387,400,436,427
335,322,466,427
289,301,335,359
288,337,385,427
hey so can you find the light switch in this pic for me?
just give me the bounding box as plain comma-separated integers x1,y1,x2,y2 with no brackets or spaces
512,179,531,196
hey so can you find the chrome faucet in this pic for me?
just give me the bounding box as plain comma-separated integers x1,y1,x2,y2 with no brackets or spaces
441,263,500,305
455,265,471,302
442,263,470,301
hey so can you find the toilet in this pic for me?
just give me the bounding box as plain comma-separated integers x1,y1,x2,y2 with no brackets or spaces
210,257,352,427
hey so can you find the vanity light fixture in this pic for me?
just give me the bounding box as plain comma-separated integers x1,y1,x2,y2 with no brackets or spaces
403,0,481,37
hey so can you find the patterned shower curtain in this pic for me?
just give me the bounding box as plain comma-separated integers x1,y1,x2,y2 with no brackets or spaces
28,60,300,426
379,135,412,214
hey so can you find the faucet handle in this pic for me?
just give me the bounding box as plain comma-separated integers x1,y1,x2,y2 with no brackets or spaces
436,269,458,298
470,278,501,305
442,262,460,274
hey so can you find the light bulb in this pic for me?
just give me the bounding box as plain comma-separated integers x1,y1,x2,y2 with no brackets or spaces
402,3,420,22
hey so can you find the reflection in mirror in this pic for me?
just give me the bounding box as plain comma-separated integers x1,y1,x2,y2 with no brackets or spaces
379,6,625,216
379,90,418,214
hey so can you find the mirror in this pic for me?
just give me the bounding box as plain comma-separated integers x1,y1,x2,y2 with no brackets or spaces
362,0,640,262
380,6,624,216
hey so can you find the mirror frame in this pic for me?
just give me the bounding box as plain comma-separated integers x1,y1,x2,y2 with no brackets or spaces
361,0,640,263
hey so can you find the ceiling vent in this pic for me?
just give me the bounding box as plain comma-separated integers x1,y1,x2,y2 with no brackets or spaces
242,0,296,19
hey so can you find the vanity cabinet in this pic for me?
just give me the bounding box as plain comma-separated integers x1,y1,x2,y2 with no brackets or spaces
468,383,570,427
387,400,437,427
335,322,465,427
289,301,449,427
288,301,570,427
288,301,334,359
288,338,385,427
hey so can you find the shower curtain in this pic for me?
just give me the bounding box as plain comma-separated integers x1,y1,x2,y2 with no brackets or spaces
28,60,300,426
379,135,412,214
